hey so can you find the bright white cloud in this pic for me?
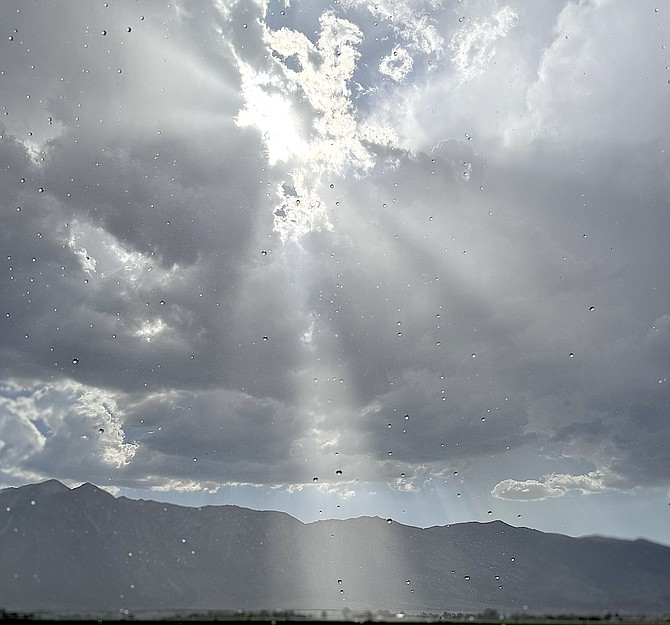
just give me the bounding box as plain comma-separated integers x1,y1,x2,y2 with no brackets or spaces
449,6,518,83
491,471,611,501
228,7,398,241
342,0,445,56
379,46,414,82
150,479,221,493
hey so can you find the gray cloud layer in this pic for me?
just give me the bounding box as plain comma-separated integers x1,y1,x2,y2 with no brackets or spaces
1,1,668,503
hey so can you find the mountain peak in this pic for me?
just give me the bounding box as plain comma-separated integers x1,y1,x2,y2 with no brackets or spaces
38,478,71,493
73,482,113,497
0,479,71,496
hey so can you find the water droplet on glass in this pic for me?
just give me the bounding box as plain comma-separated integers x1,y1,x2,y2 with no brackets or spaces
387,518,393,524
72,358,79,365
464,575,470,581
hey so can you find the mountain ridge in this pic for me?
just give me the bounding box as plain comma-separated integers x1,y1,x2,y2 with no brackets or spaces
1,480,669,615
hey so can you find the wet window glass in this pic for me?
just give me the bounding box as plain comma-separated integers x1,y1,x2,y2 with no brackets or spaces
1,0,669,619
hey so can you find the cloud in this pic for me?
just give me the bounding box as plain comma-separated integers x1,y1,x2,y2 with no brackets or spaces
379,46,414,83
227,5,396,242
449,6,518,83
150,479,221,494
491,471,612,501
0,381,137,485
0,0,669,525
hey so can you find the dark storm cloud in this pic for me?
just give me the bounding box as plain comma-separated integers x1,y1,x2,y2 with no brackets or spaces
1,0,668,501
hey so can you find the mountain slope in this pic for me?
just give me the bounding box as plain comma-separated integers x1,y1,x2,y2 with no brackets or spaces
1,480,669,614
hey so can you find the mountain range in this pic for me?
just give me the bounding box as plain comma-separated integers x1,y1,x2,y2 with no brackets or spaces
1,480,669,616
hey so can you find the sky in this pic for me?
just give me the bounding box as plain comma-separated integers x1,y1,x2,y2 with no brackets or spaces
1,0,669,546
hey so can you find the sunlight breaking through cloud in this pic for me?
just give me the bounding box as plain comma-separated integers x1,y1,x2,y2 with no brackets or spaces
228,6,397,242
